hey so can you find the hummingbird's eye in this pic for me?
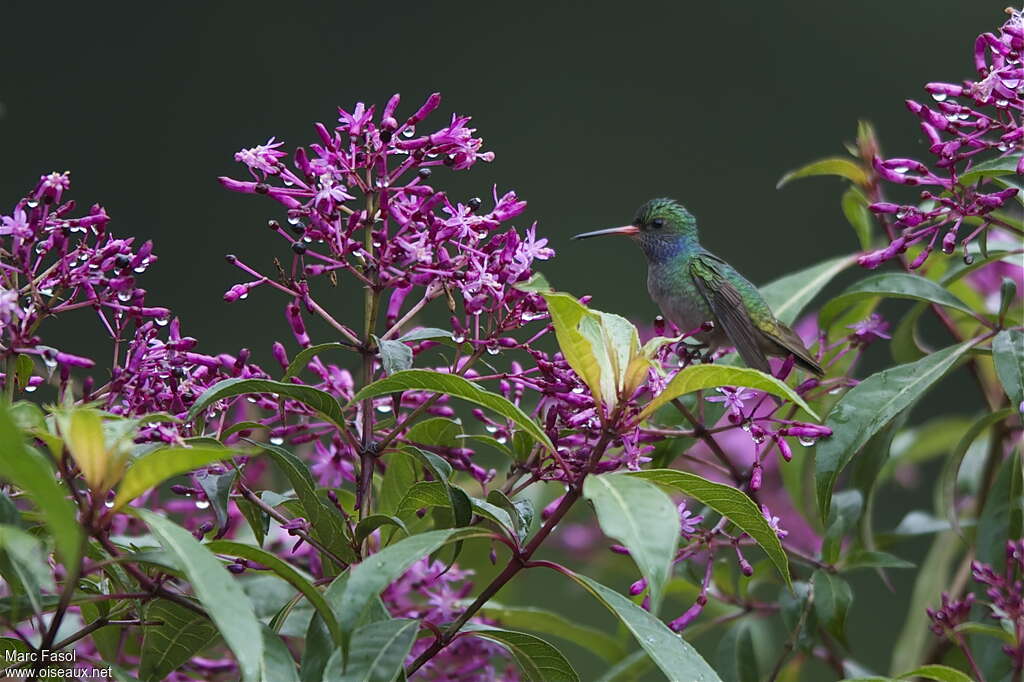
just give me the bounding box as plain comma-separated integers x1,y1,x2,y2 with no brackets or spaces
650,218,665,229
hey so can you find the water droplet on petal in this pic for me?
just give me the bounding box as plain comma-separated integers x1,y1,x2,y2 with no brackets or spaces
104,500,115,508
195,499,210,510
24,385,37,393
931,92,948,102
798,436,818,447
893,166,910,174
269,436,284,446
402,126,416,138
376,404,393,413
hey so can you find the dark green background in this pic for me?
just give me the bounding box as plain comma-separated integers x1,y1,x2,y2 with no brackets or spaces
1,2,1005,678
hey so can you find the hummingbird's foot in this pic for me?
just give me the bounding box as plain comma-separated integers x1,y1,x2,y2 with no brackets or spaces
679,344,710,365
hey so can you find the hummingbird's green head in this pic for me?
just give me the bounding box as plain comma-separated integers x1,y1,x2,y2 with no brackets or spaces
572,198,698,260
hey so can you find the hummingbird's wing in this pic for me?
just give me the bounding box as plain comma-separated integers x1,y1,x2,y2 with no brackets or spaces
759,322,826,377
689,255,772,374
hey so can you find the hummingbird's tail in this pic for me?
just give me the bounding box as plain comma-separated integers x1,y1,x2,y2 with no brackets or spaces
764,324,826,377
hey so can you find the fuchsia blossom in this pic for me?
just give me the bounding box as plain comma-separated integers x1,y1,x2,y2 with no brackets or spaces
861,8,1023,269
847,313,892,345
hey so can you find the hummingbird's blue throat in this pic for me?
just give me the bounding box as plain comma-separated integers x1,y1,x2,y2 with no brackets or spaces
638,234,696,263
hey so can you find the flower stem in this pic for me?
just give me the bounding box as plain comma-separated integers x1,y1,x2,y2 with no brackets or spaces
404,406,624,677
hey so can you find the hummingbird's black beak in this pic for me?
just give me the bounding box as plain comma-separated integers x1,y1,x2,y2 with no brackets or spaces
571,225,640,240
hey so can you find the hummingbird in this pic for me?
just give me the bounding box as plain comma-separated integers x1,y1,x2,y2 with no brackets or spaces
573,198,824,377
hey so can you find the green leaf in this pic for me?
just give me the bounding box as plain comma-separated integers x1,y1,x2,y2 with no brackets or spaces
476,604,627,663
139,598,220,682
221,420,269,440
354,514,408,544
891,302,929,364
976,446,1023,566
760,253,856,326
405,418,461,452
401,445,453,482
397,327,456,343
821,490,863,564
349,370,553,452
541,292,605,404
80,600,120,662
514,271,554,293
461,625,580,682
249,439,356,564
776,157,869,189
953,621,1016,645
890,531,960,674
261,624,300,682
378,450,418,516
301,574,391,682
205,540,341,645
0,403,82,568
938,409,1015,532
196,468,237,532
896,664,974,682
0,525,54,615
819,273,975,329
716,620,760,682
395,481,451,519
470,497,518,540
812,570,852,645
629,469,790,586
841,187,873,250
842,550,915,571
583,473,679,611
486,490,533,543
638,364,818,422
14,354,33,390
135,508,263,682
0,637,32,667
815,341,973,521
281,342,353,380
337,528,488,657
993,329,1023,409
237,497,267,547
374,337,413,375
557,569,722,682
323,618,418,682
7,401,45,433
958,152,1023,185
189,378,346,431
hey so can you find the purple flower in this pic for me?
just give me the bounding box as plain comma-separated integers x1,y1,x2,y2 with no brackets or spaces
706,386,755,418
926,592,975,636
847,313,892,346
0,208,29,237
678,501,704,537
761,505,788,539
864,9,1023,269
234,137,287,176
